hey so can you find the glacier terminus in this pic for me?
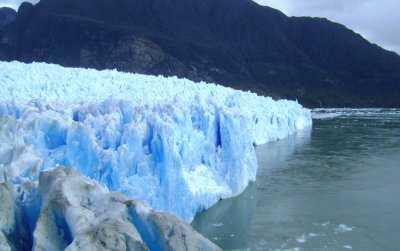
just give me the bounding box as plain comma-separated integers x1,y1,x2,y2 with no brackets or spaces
0,61,312,223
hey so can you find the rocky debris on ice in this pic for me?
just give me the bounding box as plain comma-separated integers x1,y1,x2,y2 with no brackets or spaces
0,167,221,251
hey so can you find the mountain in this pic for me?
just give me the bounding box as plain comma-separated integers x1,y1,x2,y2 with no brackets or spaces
0,7,16,28
1,0,399,107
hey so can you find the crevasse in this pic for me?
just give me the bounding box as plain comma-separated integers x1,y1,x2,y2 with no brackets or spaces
0,61,312,221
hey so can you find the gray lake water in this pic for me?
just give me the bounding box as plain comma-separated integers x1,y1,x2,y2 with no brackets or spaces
192,109,400,251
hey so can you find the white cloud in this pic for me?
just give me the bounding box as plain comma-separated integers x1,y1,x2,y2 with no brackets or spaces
0,0,39,10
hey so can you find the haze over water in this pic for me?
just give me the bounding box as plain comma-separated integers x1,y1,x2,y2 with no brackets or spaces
192,109,400,251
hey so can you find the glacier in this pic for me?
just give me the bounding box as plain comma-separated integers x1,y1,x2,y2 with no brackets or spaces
1,167,221,251
0,61,312,221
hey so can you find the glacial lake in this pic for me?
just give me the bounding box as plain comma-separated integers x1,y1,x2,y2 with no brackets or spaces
192,109,400,251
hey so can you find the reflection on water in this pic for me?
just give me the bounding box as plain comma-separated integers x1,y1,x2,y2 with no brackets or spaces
192,109,400,251
191,184,257,249
191,126,312,250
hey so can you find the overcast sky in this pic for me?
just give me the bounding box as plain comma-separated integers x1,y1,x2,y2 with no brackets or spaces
1,0,399,54
0,0,39,9
254,0,400,54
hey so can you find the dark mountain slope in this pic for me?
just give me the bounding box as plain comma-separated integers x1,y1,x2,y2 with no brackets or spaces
1,0,399,107
0,7,16,29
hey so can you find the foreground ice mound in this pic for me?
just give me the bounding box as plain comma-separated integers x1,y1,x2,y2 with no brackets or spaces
0,167,221,251
0,61,312,221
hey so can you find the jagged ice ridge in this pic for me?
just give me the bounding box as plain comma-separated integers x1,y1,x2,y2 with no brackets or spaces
0,61,312,221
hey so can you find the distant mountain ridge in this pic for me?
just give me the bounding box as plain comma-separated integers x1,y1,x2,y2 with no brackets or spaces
1,0,399,107
0,7,16,28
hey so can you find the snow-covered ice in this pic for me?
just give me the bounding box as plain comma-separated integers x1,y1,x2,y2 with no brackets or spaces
0,61,312,221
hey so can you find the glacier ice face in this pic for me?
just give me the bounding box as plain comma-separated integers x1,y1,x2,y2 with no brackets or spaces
0,61,312,221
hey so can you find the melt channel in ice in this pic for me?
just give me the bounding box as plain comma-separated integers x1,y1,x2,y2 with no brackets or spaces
0,61,312,221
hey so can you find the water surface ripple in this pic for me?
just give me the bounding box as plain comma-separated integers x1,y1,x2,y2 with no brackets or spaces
192,109,400,251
